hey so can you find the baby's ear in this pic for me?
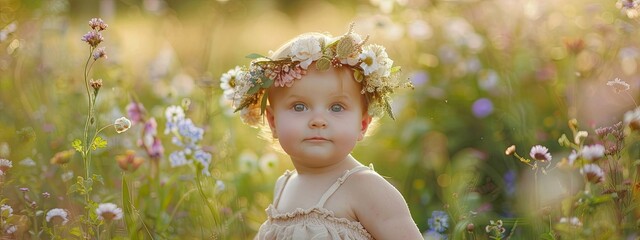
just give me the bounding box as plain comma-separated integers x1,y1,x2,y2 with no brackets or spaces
358,114,373,141
266,106,277,138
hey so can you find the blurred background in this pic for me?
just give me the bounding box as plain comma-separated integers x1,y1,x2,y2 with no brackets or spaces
0,0,639,239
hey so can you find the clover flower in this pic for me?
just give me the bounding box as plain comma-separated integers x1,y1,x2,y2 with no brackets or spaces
114,117,132,133
607,78,630,93
46,208,69,225
581,144,605,161
290,36,323,69
96,203,123,221
428,211,449,233
0,158,12,175
530,145,552,163
580,164,604,183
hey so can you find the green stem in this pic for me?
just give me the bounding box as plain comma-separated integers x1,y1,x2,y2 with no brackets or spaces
195,171,220,236
33,212,39,240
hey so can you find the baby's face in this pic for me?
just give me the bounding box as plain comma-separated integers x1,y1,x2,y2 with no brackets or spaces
266,64,371,167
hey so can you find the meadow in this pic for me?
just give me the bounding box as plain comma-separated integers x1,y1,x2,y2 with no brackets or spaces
0,0,639,239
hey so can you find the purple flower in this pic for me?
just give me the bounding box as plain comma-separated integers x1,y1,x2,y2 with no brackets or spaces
410,71,429,87
81,31,103,47
93,47,107,60
89,18,108,31
471,98,493,118
126,101,146,125
503,170,516,196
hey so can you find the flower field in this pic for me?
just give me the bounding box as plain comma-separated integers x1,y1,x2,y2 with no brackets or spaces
0,0,639,239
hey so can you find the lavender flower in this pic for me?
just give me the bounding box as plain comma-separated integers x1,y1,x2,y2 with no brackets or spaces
471,98,493,118
92,47,107,60
89,18,108,31
81,31,103,48
126,101,146,125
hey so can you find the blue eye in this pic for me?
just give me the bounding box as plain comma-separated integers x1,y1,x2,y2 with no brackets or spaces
330,104,344,112
293,103,307,112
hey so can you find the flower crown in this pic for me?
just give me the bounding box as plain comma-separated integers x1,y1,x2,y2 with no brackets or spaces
220,24,411,126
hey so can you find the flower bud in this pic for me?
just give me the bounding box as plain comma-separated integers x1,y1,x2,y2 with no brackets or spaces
116,150,144,172
114,117,132,133
505,145,516,156
466,223,475,232
50,149,75,165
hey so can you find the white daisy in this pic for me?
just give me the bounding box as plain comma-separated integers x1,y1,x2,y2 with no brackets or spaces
46,208,69,225
1,204,13,217
359,44,392,77
290,36,322,69
19,157,36,167
559,217,583,227
259,152,278,174
581,144,605,161
220,66,241,100
96,203,123,221
529,145,552,163
580,164,604,183
238,151,258,173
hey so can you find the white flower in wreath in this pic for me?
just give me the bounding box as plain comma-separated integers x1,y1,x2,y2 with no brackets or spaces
290,36,322,69
359,44,392,76
220,66,242,100
339,33,363,66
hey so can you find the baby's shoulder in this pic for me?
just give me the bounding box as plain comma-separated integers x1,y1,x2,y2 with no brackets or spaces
343,169,398,195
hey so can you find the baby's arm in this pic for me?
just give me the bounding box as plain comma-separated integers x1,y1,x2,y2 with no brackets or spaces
349,172,423,240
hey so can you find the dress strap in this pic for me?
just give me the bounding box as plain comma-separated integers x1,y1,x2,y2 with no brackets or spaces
315,165,371,208
273,170,295,208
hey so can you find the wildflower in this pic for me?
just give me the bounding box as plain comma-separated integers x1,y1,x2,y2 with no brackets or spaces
240,103,263,126
607,78,631,93
238,151,259,173
220,66,241,100
428,210,449,233
19,157,35,166
46,208,69,225
88,18,108,31
50,149,74,165
1,204,13,217
529,145,552,163
92,47,107,60
96,203,123,221
0,158,12,175
4,225,16,234
471,98,493,118
81,31,103,47
338,33,364,66
505,145,516,155
624,107,640,131
259,152,278,174
61,171,74,182
290,36,323,69
89,78,102,90
563,38,585,55
139,118,163,159
169,151,188,167
423,230,448,240
42,192,51,198
359,44,391,77
616,0,640,18
19,187,29,192
116,150,144,172
215,180,225,192
485,220,506,239
559,216,583,227
114,117,132,133
581,144,605,161
164,105,185,134
126,101,146,125
567,150,579,166
193,149,212,176
580,164,604,183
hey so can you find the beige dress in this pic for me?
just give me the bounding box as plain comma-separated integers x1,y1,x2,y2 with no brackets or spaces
256,165,374,240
